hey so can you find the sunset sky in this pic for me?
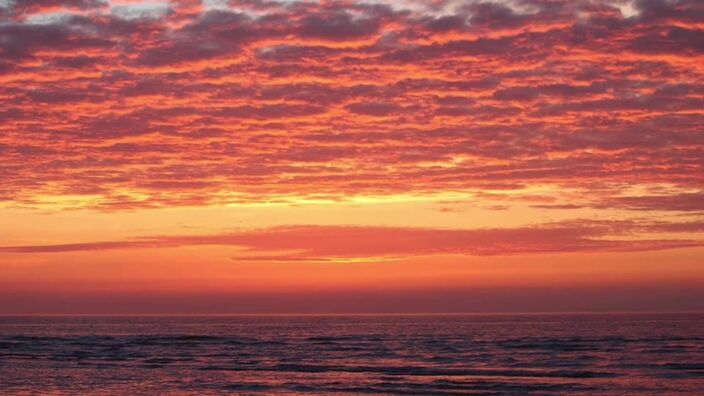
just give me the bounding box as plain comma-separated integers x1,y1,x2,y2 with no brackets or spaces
1,0,703,314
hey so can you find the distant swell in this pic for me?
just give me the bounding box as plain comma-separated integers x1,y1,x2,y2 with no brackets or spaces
0,314,703,394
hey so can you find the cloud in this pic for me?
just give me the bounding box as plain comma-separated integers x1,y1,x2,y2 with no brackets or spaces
5,0,108,18
599,192,704,212
345,102,409,116
1,221,701,259
0,240,148,253
0,0,702,213
298,11,381,40
421,15,467,32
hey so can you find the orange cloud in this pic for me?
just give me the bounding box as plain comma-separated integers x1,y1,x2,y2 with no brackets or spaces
0,0,701,210
2,220,702,259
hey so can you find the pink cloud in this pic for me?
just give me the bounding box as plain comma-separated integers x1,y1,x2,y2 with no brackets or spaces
2,220,701,258
0,0,702,211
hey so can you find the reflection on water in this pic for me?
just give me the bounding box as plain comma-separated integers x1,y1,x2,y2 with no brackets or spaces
1,314,703,394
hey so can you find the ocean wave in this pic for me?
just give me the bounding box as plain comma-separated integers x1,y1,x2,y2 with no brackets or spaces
1,314,703,394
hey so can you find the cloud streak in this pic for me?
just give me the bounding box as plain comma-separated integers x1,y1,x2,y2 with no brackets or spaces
2,220,702,259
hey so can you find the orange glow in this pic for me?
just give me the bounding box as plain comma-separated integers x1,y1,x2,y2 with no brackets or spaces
1,0,703,313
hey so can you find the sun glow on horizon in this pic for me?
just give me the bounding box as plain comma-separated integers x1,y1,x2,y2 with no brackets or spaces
1,0,703,314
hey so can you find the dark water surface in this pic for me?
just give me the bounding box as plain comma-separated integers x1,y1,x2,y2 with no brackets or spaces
0,314,703,394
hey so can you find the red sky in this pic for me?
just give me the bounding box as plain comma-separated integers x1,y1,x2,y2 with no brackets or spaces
1,0,703,314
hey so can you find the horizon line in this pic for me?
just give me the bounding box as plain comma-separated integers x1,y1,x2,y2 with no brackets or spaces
2,310,703,317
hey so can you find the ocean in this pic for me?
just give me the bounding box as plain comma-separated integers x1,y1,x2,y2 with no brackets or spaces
0,313,702,394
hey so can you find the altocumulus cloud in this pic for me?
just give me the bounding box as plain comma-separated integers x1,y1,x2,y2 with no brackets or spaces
0,0,702,211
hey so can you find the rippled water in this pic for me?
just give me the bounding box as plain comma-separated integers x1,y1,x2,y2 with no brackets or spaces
0,314,703,394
